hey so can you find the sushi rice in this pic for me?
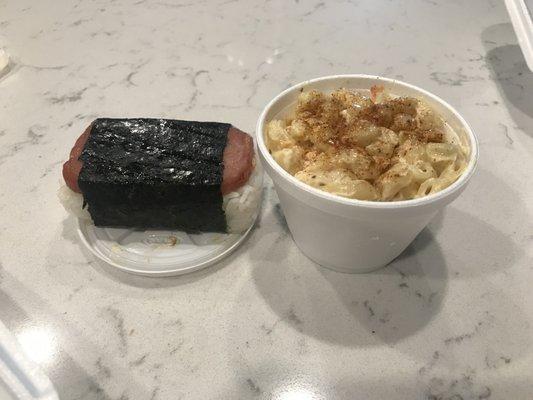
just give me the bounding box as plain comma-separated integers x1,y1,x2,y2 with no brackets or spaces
58,160,262,234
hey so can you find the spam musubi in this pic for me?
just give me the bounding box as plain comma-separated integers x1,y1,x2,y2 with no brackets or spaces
59,118,261,233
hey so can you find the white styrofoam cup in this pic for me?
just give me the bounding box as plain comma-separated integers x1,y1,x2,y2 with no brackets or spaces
256,75,479,273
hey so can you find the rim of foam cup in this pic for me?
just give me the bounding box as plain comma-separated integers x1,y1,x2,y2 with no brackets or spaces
256,74,479,210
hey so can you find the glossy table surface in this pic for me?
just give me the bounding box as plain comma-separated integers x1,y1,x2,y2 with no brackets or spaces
0,0,532,399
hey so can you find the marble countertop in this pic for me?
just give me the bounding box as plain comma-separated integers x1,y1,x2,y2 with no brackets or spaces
0,0,532,399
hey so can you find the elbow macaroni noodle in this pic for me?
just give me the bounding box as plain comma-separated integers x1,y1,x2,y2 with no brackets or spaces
265,87,467,201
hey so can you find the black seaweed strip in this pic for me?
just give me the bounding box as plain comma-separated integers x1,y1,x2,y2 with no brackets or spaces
78,118,230,232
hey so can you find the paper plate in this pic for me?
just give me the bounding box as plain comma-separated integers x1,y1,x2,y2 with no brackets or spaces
77,216,257,277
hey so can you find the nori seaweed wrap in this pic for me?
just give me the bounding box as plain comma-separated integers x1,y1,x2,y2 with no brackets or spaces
78,118,230,233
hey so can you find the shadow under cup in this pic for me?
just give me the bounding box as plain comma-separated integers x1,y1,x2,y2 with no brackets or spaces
256,75,479,273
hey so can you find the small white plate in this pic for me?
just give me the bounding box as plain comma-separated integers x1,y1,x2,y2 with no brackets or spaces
77,217,257,277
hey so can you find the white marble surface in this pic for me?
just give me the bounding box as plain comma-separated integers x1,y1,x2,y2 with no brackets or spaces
0,0,532,399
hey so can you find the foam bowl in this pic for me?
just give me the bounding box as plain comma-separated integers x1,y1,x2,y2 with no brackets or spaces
256,75,479,273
